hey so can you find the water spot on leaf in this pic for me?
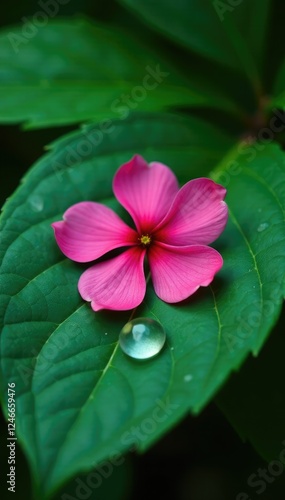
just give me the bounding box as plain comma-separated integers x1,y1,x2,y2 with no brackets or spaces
257,222,269,232
29,194,44,212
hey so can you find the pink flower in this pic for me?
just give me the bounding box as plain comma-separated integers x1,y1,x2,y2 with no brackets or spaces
52,155,228,311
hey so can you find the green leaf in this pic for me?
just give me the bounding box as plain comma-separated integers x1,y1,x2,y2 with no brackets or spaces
216,305,285,463
119,0,270,88
54,456,132,500
238,0,271,73
0,17,238,129
271,57,285,109
1,113,285,497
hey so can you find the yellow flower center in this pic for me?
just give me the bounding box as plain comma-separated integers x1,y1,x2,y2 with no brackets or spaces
140,234,151,246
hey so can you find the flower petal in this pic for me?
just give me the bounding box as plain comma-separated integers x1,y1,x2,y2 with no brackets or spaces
154,178,228,245
52,202,137,263
148,243,223,303
113,155,179,233
78,247,146,311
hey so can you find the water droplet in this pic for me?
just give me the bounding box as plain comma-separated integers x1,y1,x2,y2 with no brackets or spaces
184,374,193,382
29,194,44,212
257,222,269,232
119,318,166,360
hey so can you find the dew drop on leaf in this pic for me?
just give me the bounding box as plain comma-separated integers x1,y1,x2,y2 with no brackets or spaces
29,194,44,212
119,318,166,360
257,222,269,232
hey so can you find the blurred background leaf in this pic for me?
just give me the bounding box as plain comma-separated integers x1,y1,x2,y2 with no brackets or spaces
217,304,285,464
118,0,271,85
271,57,285,110
0,17,240,129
